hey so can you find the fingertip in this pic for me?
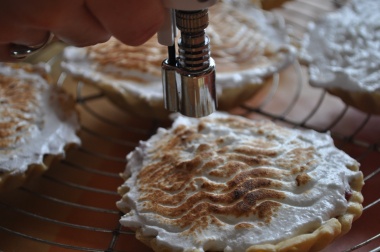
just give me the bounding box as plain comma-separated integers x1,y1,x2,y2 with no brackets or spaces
117,6,165,46
120,20,162,46
86,0,165,47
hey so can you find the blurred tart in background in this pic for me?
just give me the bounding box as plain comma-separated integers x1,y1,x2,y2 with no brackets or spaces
62,1,296,120
0,62,81,192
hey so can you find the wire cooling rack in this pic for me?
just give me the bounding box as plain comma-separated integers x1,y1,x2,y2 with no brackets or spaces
1,0,379,251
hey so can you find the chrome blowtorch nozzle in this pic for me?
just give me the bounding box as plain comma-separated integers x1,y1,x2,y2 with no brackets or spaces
161,8,217,118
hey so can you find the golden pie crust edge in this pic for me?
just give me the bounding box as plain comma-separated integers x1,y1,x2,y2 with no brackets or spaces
326,88,380,115
302,61,380,115
67,74,171,120
67,73,272,121
0,63,80,192
0,143,78,192
117,126,364,252
246,167,363,252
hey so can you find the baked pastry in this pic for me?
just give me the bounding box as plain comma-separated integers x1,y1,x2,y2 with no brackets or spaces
61,2,296,120
116,112,364,252
300,0,380,114
0,62,81,192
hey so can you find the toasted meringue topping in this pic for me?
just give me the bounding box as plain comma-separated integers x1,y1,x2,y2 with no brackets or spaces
87,36,166,78
0,63,80,174
117,113,362,252
62,2,295,100
208,3,292,74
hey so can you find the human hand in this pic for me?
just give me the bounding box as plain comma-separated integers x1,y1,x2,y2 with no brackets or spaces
0,0,165,61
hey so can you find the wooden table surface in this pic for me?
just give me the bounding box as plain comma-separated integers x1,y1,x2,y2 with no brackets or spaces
0,0,379,251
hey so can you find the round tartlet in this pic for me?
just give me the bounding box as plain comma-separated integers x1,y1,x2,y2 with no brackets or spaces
61,2,296,120
300,0,380,114
116,112,363,252
0,62,81,192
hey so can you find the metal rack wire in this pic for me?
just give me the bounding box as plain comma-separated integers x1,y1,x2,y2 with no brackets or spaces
0,0,379,251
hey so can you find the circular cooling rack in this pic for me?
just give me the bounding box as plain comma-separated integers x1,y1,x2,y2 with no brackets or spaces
1,0,380,251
